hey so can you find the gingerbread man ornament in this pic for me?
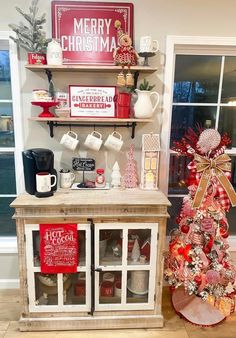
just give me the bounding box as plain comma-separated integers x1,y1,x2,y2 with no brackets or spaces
113,20,139,87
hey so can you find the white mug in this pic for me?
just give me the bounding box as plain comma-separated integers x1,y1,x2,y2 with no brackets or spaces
84,131,103,151
140,36,159,53
104,131,123,152
36,172,57,193
60,171,75,188
60,131,79,151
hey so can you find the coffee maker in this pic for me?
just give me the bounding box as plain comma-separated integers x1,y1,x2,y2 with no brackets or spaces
22,148,57,197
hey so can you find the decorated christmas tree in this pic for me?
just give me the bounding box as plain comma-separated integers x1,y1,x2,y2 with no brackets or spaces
164,128,236,326
123,144,138,188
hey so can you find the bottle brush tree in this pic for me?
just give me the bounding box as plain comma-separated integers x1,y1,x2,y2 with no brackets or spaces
9,0,47,53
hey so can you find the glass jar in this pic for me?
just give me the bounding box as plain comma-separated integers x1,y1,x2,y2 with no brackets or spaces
95,168,105,188
46,39,63,65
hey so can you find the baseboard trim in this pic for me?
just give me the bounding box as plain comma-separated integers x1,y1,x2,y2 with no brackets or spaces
0,279,19,289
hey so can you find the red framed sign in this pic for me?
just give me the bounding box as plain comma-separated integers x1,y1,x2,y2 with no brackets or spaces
51,1,133,65
69,85,116,117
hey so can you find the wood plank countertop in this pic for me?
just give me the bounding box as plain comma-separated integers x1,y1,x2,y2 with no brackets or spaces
11,188,170,208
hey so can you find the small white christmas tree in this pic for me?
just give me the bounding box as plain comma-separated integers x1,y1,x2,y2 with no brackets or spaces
131,238,140,262
124,144,138,188
111,161,121,188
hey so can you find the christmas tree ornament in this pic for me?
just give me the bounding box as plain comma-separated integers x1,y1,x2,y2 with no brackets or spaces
111,161,121,188
164,128,236,326
123,144,139,188
113,20,139,87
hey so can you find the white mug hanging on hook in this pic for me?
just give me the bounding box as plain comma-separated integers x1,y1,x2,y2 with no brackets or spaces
46,39,63,65
60,131,79,151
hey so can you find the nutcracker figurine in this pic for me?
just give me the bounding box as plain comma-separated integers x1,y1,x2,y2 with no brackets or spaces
113,20,139,87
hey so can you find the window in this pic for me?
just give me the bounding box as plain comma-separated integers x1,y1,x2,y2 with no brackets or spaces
0,32,23,240
161,36,236,235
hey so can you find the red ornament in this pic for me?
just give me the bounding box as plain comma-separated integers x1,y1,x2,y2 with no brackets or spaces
176,216,182,224
177,244,192,262
194,275,202,285
180,224,190,234
203,246,211,254
222,232,229,238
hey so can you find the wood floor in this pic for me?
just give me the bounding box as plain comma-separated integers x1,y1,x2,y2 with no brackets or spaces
0,287,235,337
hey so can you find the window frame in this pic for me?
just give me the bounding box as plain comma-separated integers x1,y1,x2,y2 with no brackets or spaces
0,31,23,251
161,35,236,195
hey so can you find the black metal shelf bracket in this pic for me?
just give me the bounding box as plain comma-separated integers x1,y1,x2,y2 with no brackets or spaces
46,121,137,139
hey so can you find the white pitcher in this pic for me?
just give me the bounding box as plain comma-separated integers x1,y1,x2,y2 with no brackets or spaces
134,89,160,118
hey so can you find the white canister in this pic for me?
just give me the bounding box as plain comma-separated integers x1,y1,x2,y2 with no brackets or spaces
103,272,115,283
46,39,63,65
130,270,149,293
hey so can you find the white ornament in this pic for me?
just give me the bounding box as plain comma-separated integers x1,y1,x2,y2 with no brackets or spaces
197,129,221,154
46,39,63,65
111,161,121,188
131,238,140,262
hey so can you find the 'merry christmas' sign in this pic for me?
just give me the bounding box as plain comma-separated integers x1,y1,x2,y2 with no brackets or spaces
40,223,78,273
52,1,133,64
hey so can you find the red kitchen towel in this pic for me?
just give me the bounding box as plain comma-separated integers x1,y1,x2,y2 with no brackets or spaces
40,224,78,273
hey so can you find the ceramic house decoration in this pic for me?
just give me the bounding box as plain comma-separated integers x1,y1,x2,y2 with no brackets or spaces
140,133,160,190
141,237,151,260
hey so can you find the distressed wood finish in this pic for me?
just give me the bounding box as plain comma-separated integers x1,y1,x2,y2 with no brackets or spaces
11,188,170,331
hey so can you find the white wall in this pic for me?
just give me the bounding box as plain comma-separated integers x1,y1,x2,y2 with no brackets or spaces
1,0,236,286
1,0,236,183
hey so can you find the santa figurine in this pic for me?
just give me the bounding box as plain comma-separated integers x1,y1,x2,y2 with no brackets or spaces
113,20,139,87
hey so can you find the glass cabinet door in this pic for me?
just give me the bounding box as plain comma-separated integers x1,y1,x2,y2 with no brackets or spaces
25,224,91,312
94,223,158,311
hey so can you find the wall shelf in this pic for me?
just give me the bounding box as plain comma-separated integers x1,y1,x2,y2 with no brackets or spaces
29,117,153,138
25,64,157,73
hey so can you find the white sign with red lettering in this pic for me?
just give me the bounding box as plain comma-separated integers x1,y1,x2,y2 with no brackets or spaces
69,85,116,117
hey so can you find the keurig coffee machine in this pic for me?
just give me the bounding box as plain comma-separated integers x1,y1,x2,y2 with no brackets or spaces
22,148,57,197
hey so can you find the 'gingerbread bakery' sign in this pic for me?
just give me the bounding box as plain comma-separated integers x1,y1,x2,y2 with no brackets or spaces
69,85,116,117
51,1,133,64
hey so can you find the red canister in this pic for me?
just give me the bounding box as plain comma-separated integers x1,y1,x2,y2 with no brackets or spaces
74,280,86,296
100,281,114,297
116,92,131,118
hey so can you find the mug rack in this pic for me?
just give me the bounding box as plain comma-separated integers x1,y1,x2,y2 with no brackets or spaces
29,117,153,139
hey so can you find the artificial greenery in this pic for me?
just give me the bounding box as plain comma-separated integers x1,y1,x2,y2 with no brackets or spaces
139,78,155,91
9,0,47,53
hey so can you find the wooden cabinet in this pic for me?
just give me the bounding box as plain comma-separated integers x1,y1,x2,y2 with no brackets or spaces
11,189,170,331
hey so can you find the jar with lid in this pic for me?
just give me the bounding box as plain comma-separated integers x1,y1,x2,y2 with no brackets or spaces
46,39,63,65
95,169,106,188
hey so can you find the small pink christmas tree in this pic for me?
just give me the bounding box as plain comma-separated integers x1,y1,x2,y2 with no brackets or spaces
124,144,138,188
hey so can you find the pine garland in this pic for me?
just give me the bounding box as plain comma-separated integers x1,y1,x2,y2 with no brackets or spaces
9,0,47,53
